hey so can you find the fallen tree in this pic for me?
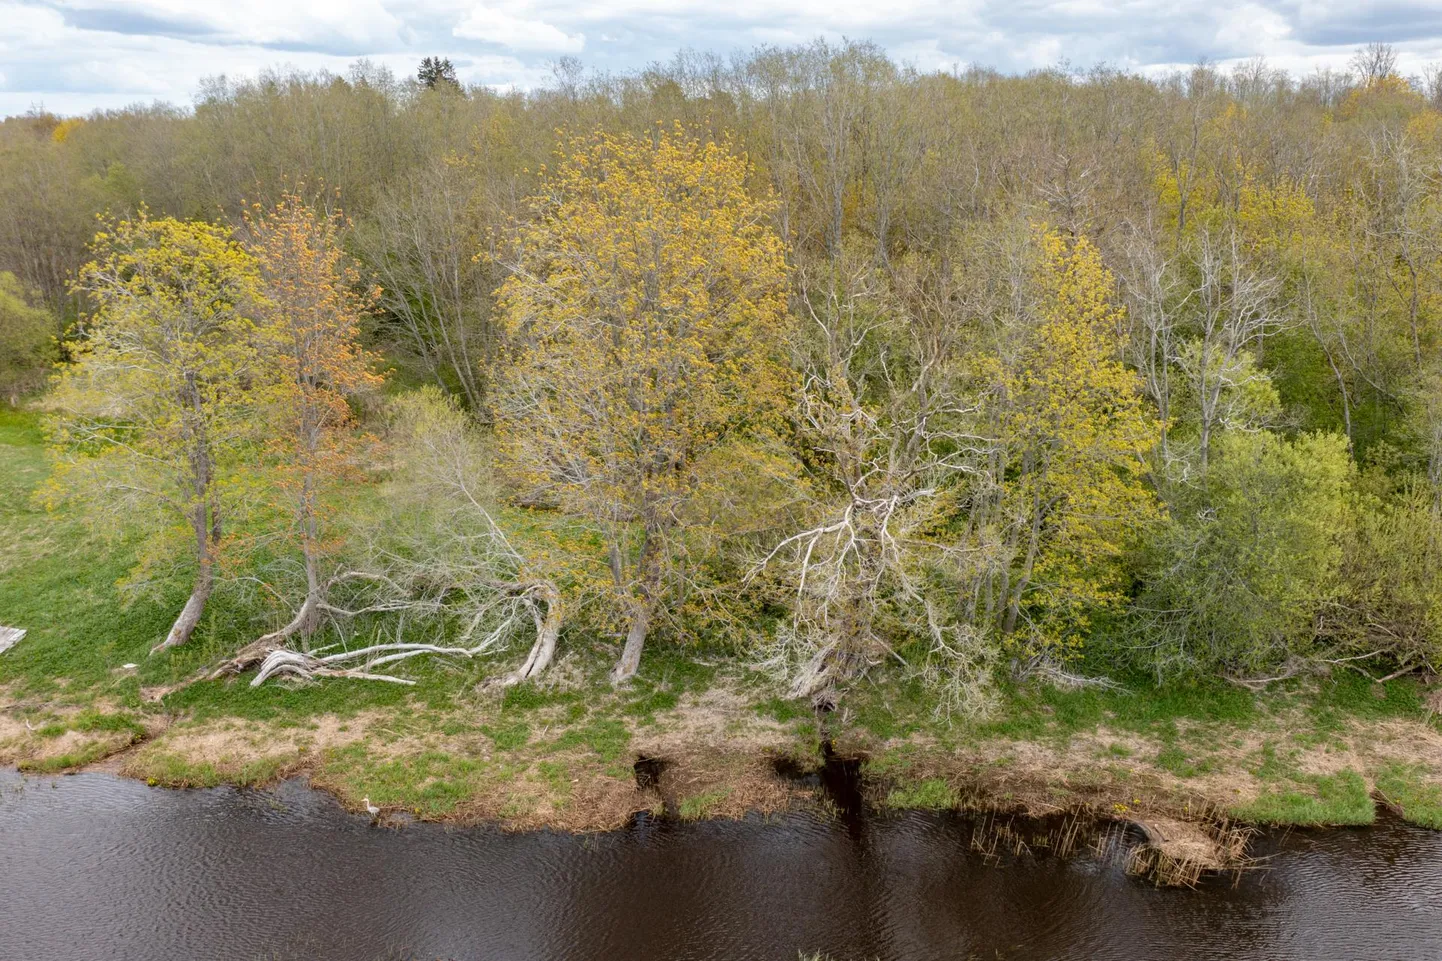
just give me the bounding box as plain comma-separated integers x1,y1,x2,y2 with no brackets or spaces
223,387,567,689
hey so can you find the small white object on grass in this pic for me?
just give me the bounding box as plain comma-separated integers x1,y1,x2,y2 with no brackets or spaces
363,796,380,817
0,626,25,656
121,663,138,671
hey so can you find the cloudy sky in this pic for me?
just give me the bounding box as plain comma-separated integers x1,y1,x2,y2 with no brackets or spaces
2,0,1441,117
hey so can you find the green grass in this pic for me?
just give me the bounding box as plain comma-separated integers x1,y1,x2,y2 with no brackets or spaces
322,745,487,817
16,739,121,773
1157,745,1204,777
1233,769,1376,826
883,777,957,810
677,787,731,820
480,720,531,751
1375,763,1442,829
843,662,1259,749
32,709,147,740
550,717,630,763
129,751,290,789
0,410,169,701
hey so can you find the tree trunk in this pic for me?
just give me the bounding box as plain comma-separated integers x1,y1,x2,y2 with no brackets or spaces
258,486,325,648
153,496,217,655
1001,493,1046,636
154,561,213,654
611,597,652,685
506,582,563,685
610,522,664,685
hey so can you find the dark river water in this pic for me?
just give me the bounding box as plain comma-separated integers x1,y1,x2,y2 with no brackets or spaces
2,768,1441,961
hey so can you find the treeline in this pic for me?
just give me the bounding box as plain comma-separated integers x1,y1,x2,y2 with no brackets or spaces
6,40,1442,705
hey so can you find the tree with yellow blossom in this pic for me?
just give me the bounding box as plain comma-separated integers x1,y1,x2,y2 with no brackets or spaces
495,126,791,683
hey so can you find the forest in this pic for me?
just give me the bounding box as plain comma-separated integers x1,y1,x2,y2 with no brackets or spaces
5,39,1442,723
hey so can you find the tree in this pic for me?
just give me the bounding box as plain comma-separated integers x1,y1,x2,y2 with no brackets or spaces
380,387,565,682
49,214,265,652
981,228,1161,652
417,57,460,92
1351,44,1399,88
755,256,991,703
243,193,383,646
1136,430,1353,679
1336,475,1442,675
357,156,495,410
0,272,56,404
495,126,791,683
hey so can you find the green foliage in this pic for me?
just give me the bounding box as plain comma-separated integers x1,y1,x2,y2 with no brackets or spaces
1136,431,1353,677
884,778,957,810
0,272,55,399
1337,479,1442,672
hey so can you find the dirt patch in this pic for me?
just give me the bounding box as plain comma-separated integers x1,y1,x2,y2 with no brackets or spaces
632,687,795,757
0,711,26,747
1357,718,1442,769
121,713,383,785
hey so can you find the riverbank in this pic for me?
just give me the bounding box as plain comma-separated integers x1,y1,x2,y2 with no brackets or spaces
4,646,1441,833
3,404,1442,856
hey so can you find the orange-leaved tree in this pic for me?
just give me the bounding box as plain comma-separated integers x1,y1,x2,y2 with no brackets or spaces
495,126,792,683
244,192,383,645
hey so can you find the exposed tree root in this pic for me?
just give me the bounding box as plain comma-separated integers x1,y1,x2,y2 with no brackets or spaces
503,582,563,686
1020,656,1127,692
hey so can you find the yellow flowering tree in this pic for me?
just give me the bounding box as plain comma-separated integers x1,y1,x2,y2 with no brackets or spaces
495,126,791,683
990,228,1161,650
48,214,265,653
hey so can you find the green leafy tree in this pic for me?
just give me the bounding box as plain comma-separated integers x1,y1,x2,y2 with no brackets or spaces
47,214,266,653
1136,431,1354,678
1335,475,1442,675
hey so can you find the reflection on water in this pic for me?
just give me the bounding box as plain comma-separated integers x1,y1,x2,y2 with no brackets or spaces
2,768,1440,961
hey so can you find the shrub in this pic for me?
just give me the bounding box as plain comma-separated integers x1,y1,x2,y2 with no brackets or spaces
1134,431,1353,678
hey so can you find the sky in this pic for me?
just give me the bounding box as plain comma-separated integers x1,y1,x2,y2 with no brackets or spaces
2,0,1441,117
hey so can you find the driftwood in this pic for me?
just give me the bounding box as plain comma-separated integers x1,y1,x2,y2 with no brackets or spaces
204,639,508,688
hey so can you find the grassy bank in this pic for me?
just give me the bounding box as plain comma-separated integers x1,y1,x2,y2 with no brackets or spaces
3,405,1442,836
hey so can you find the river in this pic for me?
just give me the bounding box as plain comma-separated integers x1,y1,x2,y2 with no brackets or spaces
1,768,1439,960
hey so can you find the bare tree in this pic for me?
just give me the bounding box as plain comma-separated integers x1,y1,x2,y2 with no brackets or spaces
1184,226,1286,467
1351,43,1399,86
753,261,989,700
358,158,495,411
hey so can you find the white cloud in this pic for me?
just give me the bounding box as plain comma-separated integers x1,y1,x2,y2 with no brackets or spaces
454,4,585,52
41,0,406,49
4,0,1442,118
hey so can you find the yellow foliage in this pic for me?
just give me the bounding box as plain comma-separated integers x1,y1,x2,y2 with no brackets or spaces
50,118,82,143
494,125,792,620
995,227,1162,650
47,212,267,583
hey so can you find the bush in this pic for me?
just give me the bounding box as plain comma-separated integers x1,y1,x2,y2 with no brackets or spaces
0,272,56,402
1334,479,1442,673
1133,430,1353,678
